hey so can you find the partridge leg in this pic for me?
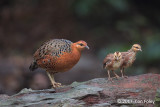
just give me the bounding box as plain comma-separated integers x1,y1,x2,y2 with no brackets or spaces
46,72,61,88
50,73,62,87
112,71,120,79
107,70,113,82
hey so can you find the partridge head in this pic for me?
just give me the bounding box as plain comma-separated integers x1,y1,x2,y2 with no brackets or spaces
74,40,89,51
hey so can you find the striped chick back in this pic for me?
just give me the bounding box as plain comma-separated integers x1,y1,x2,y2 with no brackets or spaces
103,54,114,69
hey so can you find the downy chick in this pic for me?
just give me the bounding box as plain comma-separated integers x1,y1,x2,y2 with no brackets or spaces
120,44,142,78
103,52,123,81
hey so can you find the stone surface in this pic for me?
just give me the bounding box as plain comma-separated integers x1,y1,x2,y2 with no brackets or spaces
0,73,160,107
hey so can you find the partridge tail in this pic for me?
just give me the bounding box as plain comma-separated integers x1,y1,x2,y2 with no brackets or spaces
29,61,38,71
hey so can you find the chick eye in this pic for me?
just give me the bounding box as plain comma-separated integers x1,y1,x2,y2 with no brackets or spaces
79,43,83,46
135,47,138,49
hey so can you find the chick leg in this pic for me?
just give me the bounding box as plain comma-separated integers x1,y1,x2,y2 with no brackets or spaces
107,70,113,81
46,72,61,88
121,68,128,78
112,71,120,79
120,68,124,78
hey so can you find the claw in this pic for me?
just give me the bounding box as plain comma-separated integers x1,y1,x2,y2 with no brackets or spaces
108,77,114,82
115,75,120,79
122,75,128,78
47,72,62,88
112,76,120,80
124,76,128,78
52,82,62,88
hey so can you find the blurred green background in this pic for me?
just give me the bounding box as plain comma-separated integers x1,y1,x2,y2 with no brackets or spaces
0,0,160,95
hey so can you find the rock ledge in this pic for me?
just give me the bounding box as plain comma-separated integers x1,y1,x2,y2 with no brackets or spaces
0,73,160,107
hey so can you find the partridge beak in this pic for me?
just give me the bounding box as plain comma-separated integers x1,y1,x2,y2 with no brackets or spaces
85,45,89,49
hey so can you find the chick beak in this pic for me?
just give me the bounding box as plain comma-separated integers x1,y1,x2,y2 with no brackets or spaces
139,49,142,51
85,45,89,49
116,57,119,61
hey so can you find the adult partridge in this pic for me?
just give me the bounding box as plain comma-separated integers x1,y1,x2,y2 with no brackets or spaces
29,39,89,88
120,44,142,78
103,52,123,81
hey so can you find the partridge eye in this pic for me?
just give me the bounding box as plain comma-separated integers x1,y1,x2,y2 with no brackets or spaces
79,43,83,46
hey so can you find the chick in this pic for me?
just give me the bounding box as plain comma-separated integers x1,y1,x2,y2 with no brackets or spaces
120,44,142,78
103,52,123,81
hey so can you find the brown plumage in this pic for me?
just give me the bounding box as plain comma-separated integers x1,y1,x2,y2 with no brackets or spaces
29,39,89,88
103,52,123,81
120,44,142,78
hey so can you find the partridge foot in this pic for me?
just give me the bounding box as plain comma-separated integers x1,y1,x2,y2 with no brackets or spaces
51,82,62,88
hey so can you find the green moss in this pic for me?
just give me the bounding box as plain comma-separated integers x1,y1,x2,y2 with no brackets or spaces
155,89,160,107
